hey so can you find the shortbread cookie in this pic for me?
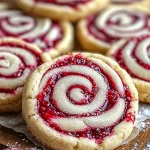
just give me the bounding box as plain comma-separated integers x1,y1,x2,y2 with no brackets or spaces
16,0,109,22
77,7,150,54
23,53,138,150
0,38,50,113
108,36,150,103
0,7,73,58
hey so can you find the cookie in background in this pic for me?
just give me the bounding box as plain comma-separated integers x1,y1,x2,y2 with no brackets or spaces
16,0,110,22
0,38,51,113
107,36,150,103
0,2,74,58
77,6,150,54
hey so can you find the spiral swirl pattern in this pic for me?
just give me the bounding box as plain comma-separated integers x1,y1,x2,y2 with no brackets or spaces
36,54,133,142
87,7,150,46
0,10,62,52
0,39,42,99
110,36,150,82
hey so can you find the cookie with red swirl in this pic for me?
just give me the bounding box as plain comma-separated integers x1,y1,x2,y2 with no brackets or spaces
0,5,73,58
77,7,150,54
23,53,138,150
0,37,51,113
16,0,109,22
108,36,150,103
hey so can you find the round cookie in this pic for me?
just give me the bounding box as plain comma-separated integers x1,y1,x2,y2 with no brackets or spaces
77,7,150,54
16,0,109,22
0,37,50,113
107,36,150,103
23,53,138,150
0,5,73,58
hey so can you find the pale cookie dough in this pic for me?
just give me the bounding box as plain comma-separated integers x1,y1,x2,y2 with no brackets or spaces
0,38,51,113
0,3,74,58
23,53,138,150
16,0,109,22
107,36,150,103
77,7,150,54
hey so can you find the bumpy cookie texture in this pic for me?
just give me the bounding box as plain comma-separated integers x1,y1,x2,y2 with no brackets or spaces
16,0,109,22
0,6,73,58
23,53,138,150
107,36,150,103
77,7,150,53
0,37,50,113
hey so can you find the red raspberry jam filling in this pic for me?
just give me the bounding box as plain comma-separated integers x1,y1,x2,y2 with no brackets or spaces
87,10,150,45
35,0,91,8
36,54,133,144
21,22,62,52
0,42,42,93
0,11,63,52
112,36,150,82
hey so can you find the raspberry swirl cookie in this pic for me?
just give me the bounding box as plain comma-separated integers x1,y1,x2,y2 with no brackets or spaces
77,7,150,53
0,8,73,58
16,0,109,22
23,53,138,150
108,36,150,103
0,38,50,113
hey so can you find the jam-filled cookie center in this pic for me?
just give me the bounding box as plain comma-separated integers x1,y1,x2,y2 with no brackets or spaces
0,41,42,93
87,8,150,45
36,54,134,144
0,10,63,52
112,36,150,82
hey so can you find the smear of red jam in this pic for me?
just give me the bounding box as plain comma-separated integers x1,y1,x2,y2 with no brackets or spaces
0,16,63,52
112,37,150,82
36,54,133,144
126,112,136,123
0,42,42,93
87,11,150,45
35,0,91,8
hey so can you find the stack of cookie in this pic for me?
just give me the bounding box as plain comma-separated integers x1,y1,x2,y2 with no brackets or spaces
0,0,149,150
